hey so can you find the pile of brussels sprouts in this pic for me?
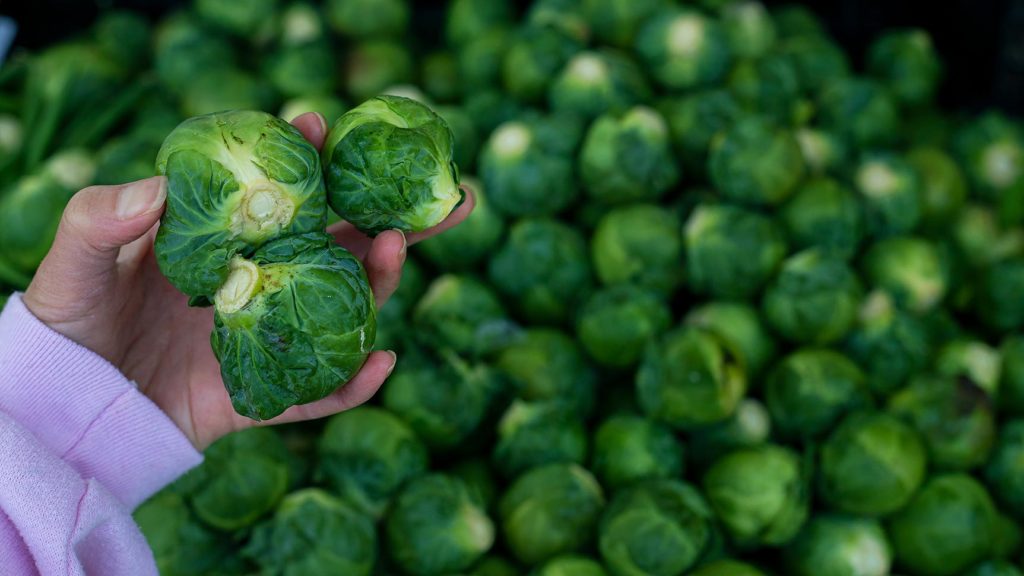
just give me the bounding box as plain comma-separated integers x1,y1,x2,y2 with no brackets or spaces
3,0,1024,574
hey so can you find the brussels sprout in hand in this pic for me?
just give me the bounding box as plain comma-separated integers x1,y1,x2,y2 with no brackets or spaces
323,96,463,236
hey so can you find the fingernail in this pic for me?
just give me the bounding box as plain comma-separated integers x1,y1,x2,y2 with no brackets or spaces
393,229,407,259
315,112,328,136
385,350,398,375
116,177,166,220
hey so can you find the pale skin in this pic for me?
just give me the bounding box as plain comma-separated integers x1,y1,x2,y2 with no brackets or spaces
21,112,475,450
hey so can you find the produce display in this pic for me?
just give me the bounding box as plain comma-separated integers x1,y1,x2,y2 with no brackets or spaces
2,0,1024,575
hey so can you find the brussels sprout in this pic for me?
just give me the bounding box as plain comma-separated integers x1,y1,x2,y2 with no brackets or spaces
794,128,849,176
550,51,651,120
488,219,593,324
244,489,377,576
888,474,998,576
765,349,871,440
496,329,597,416
325,0,408,38
599,480,717,575
577,285,672,369
975,258,1024,331
580,107,679,205
784,179,863,260
703,444,809,547
322,95,461,236
344,41,414,102
727,54,801,124
817,411,926,516
708,116,805,207
492,400,588,479
93,11,151,73
688,560,767,576
862,237,946,313
984,419,1024,519
264,27,335,99
783,515,892,576
964,562,1024,576
458,30,513,91
888,375,996,471
591,415,683,490
852,153,922,237
635,8,732,91
952,204,1024,269
1000,336,1024,415
480,114,583,217
154,14,236,92
195,0,277,37
637,327,747,429
688,398,771,470
684,203,787,299
502,22,585,104
867,29,942,107
384,351,505,452
180,69,276,118
446,0,514,47
818,78,899,149
953,112,1024,222
135,492,236,576
844,291,932,396
581,0,665,47
421,51,461,103
499,464,605,565
317,407,429,517
934,339,1002,397
535,556,609,576
591,203,684,297
279,95,347,126
722,2,777,58
905,147,967,230
0,173,76,286
413,274,514,357
660,89,743,174
385,474,494,575
777,34,851,95
763,249,864,344
683,303,776,378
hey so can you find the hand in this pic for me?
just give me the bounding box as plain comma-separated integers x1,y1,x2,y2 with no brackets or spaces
22,112,474,450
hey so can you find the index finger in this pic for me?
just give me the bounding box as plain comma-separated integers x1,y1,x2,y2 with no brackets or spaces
291,112,328,151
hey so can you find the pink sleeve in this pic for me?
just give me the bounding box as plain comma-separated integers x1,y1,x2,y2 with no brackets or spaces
0,294,203,575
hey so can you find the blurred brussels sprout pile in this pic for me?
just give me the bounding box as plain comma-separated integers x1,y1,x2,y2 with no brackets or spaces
5,0,1024,574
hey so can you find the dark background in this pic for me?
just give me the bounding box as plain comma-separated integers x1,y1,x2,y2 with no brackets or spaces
4,0,1024,115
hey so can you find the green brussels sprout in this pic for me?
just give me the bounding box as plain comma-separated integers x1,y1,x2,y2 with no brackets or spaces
817,412,927,516
535,556,609,576
480,114,582,217
703,444,809,548
683,302,777,377
492,400,587,479
244,489,377,576
0,173,76,286
135,491,236,576
449,459,500,512
180,69,276,118
783,515,892,576
488,219,593,324
635,8,732,91
905,147,967,230
844,291,932,396
727,55,801,124
818,78,899,149
496,329,597,416
794,128,849,176
888,474,999,576
763,249,864,344
951,204,1024,269
862,237,946,313
417,177,504,271
446,0,514,47
499,464,605,566
154,14,236,92
502,22,585,104
684,203,788,299
867,29,942,107
93,11,151,73
549,51,651,120
577,285,672,369
953,112,1024,222
317,407,429,517
421,51,461,103
780,178,862,259
458,30,512,91
975,258,1024,331
326,0,408,38
934,339,1002,397
580,107,680,205
93,133,160,185
659,89,743,174
279,95,347,126
591,203,684,297
582,0,666,47
777,34,851,95
708,115,805,207
888,375,996,471
195,0,277,37
322,95,461,236
1000,336,1024,415
688,559,767,576
599,480,717,575
852,153,922,237
688,398,772,469
637,327,747,430
384,351,505,452
344,40,414,102
984,419,1024,519
413,274,514,357
771,4,826,39
722,1,777,58
264,19,335,100
765,349,871,440
385,474,495,575
964,562,1024,576
591,414,684,490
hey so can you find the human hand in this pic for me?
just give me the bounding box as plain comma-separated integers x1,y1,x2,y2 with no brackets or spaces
22,112,475,450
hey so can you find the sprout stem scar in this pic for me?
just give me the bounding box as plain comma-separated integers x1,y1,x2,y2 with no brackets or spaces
216,258,262,314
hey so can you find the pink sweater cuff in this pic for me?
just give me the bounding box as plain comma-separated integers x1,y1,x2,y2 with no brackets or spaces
0,294,202,508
